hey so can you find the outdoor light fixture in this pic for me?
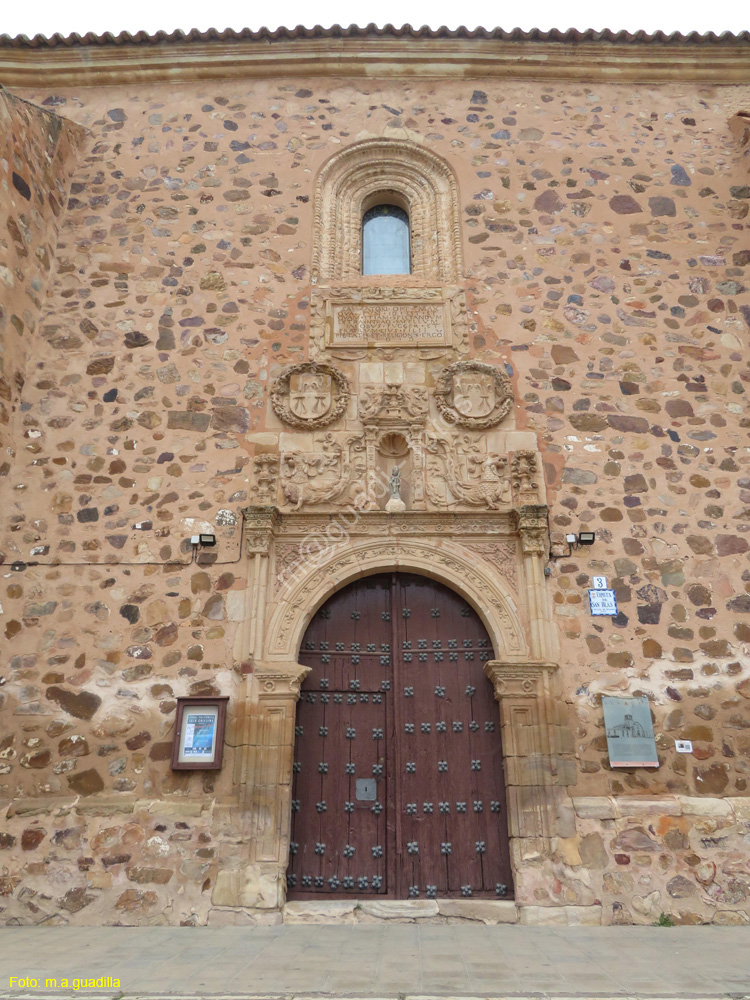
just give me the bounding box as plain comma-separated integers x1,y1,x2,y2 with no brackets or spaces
190,534,217,547
551,530,598,562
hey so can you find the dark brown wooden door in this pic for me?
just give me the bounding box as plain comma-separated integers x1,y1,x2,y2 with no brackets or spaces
287,573,513,900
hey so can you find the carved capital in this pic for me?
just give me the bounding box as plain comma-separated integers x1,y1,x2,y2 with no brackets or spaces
484,659,557,701
515,504,549,555
254,662,311,699
241,505,280,554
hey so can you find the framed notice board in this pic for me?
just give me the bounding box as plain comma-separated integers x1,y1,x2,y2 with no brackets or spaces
602,695,659,768
171,696,229,770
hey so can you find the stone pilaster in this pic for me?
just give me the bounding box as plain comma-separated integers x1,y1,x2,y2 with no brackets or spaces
516,504,557,662
237,506,281,662
484,659,574,845
217,660,310,911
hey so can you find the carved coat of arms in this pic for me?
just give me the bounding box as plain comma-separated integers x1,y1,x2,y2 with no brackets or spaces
270,362,350,429
433,360,513,429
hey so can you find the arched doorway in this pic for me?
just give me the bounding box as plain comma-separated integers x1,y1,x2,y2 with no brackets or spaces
287,572,514,900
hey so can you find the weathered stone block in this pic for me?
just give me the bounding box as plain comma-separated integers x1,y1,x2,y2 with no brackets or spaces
520,903,602,926
572,796,616,820
677,796,732,817
283,900,357,923
616,795,682,817
436,899,518,923
359,899,439,919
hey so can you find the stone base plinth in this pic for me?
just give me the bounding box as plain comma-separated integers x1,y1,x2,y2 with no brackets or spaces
282,898,519,923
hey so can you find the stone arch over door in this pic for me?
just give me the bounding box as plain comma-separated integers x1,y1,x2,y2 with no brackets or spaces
265,536,527,663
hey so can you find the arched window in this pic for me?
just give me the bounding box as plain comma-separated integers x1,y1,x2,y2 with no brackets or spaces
362,204,410,275
312,139,463,283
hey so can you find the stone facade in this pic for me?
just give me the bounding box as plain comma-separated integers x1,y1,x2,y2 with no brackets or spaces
1,28,750,927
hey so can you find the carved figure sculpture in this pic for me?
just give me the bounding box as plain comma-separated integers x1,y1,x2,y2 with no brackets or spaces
426,435,512,510
280,433,364,511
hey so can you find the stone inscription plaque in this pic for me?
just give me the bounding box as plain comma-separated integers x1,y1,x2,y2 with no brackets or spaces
331,300,450,348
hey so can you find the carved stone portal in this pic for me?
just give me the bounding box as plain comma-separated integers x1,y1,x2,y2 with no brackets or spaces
270,362,350,429
434,360,514,429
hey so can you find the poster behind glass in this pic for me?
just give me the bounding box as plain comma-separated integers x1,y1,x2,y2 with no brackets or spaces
178,705,219,764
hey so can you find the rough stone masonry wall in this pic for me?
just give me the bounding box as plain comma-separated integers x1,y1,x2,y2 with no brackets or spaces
1,72,750,926
0,88,85,465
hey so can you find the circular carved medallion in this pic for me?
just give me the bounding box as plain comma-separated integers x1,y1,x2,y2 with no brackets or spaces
433,360,513,429
270,362,350,429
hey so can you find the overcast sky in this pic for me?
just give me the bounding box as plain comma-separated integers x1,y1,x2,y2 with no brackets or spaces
1,0,746,38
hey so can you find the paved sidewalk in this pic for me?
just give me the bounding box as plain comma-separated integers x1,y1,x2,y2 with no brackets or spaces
1,926,749,998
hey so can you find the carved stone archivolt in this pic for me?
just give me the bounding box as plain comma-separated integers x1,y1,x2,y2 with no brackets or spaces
264,531,526,661
434,360,514,429
270,362,350,428
312,138,463,283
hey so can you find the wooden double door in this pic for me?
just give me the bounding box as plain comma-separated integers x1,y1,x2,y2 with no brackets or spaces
287,573,513,900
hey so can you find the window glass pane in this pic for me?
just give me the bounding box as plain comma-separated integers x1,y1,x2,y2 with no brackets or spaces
362,205,410,275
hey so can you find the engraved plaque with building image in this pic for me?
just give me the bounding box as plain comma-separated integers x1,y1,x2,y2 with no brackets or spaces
602,695,659,768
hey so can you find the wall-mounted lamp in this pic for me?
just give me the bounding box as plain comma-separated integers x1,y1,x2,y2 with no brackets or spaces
552,531,598,561
190,533,216,547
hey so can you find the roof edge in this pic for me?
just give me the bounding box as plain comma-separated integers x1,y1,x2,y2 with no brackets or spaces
2,24,750,48
1,27,749,88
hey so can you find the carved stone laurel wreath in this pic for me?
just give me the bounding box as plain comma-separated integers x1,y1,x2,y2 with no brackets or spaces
270,362,350,429
433,360,513,430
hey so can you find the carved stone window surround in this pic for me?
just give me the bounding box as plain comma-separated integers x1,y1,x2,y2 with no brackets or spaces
312,138,463,284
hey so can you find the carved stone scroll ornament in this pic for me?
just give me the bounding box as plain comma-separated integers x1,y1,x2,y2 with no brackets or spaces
434,360,513,430
359,383,429,423
280,432,365,511
270,362,350,429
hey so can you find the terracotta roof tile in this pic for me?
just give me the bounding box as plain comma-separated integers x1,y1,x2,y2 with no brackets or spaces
1,23,749,48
